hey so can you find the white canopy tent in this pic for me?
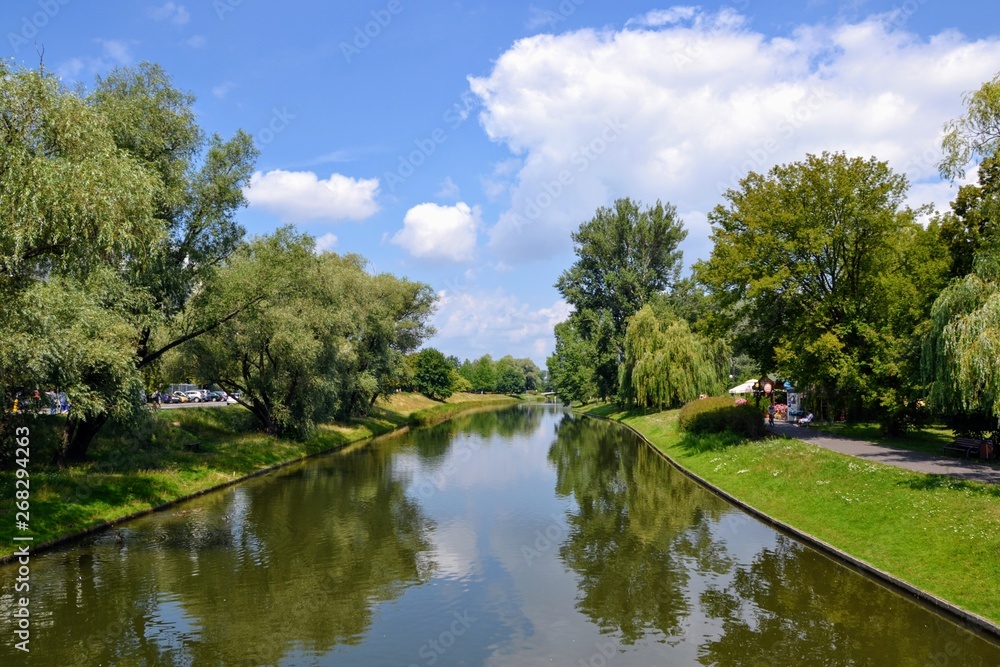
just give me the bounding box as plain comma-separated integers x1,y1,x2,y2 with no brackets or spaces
728,380,756,395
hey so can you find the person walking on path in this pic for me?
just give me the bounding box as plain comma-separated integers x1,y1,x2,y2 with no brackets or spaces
767,403,775,427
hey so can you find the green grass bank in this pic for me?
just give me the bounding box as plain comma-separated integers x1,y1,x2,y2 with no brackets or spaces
0,392,517,560
583,403,1000,625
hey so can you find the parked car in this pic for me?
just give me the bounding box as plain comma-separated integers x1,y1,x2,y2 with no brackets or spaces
184,390,203,403
208,390,227,402
172,391,189,403
160,392,174,404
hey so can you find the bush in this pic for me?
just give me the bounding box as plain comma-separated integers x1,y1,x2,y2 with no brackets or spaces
678,396,767,439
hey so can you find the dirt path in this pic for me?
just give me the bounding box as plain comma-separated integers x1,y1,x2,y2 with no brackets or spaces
768,421,1000,485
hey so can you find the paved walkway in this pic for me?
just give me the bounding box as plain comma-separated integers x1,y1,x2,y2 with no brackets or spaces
767,421,1000,485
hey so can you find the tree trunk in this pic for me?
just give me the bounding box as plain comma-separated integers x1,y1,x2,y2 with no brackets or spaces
55,413,107,466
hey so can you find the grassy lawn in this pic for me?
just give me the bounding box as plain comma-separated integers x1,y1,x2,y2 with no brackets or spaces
584,403,1000,624
0,392,517,559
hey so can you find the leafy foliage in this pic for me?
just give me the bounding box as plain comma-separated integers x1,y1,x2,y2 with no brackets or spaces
547,319,598,405
619,305,727,409
469,355,498,393
695,152,945,429
940,70,1000,180
495,356,527,395
923,253,1000,431
413,348,454,401
555,198,688,398
677,396,767,439
184,230,435,437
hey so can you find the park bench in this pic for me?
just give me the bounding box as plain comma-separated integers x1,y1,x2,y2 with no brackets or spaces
943,437,984,459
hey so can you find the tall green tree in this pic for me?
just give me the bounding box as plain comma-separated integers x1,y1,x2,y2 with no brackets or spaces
470,355,498,393
0,62,162,459
413,348,454,401
185,230,434,436
695,152,938,428
335,270,436,417
555,198,688,397
547,320,598,405
514,357,543,391
922,71,1000,435
46,62,259,462
495,356,527,395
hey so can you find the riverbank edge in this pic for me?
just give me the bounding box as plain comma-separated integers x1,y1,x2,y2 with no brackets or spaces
582,409,1000,642
0,396,520,566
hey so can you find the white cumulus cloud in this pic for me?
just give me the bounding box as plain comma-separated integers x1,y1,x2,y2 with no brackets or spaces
629,6,700,27
392,202,480,262
431,289,571,362
469,9,1000,264
245,170,380,222
149,2,190,25
314,233,338,252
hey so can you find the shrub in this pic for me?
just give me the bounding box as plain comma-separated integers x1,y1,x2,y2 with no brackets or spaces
678,396,767,439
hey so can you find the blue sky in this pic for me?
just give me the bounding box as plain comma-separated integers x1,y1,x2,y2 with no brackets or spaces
4,0,999,365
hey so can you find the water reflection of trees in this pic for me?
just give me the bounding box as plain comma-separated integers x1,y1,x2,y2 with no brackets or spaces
698,535,1000,667
9,446,431,666
409,405,545,461
549,415,732,643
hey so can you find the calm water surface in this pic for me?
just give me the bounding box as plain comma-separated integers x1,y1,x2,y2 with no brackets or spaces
2,405,999,665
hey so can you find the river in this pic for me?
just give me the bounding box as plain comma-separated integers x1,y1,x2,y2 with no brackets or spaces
1,404,998,665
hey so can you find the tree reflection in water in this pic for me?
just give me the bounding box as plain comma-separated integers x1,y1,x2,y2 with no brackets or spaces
548,414,732,644
549,413,1000,666
5,407,1000,666
13,445,432,666
698,535,997,667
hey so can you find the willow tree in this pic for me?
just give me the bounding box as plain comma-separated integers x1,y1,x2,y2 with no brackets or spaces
940,70,1000,180
619,305,726,410
0,61,263,464
922,251,1000,436
0,62,161,460
923,71,1000,437
183,229,434,436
